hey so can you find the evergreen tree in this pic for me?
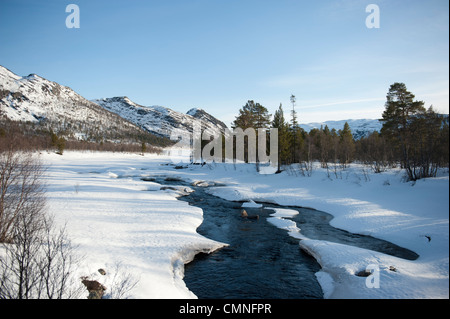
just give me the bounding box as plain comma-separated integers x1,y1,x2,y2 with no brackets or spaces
231,100,271,166
319,125,332,169
232,100,271,130
338,122,355,167
272,103,290,172
406,107,447,179
380,83,428,180
290,94,298,129
289,94,301,163
438,115,450,168
329,128,340,175
49,129,65,155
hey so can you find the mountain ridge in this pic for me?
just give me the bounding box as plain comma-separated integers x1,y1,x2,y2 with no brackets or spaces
0,65,226,148
1,64,393,144
0,65,150,144
92,96,228,140
299,118,382,139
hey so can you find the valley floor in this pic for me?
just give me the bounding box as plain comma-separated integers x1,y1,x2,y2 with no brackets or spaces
42,151,449,299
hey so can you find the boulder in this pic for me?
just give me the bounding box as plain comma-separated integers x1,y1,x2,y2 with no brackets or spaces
81,278,107,299
240,209,259,220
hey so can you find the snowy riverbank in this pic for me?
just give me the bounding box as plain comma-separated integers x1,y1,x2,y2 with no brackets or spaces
42,151,226,298
42,151,449,299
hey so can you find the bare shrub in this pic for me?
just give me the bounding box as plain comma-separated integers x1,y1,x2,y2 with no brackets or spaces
0,148,83,299
83,262,139,299
0,148,46,243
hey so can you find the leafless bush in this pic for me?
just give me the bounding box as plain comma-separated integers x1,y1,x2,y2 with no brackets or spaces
0,148,83,299
102,262,139,299
0,148,46,243
79,262,139,299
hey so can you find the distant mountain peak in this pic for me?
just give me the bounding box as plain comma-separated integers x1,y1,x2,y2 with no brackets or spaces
92,97,227,139
186,107,227,130
300,118,382,139
186,107,203,115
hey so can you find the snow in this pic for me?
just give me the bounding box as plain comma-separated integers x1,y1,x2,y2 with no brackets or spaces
269,208,299,218
0,66,142,141
91,97,227,140
41,151,226,299
300,239,448,298
40,151,448,299
267,208,307,240
241,199,263,208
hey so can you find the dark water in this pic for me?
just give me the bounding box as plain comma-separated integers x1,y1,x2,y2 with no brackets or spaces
150,177,419,299
181,187,324,299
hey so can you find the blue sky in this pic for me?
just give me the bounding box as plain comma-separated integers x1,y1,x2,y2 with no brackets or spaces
0,0,448,125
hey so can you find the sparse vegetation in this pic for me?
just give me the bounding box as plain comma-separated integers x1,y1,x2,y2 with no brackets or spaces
0,116,172,154
0,145,83,299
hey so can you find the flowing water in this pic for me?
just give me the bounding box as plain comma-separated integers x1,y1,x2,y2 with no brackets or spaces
151,177,419,299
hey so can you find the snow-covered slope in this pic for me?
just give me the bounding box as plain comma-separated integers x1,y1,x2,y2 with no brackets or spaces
187,107,227,130
300,119,382,139
92,97,227,139
0,65,157,143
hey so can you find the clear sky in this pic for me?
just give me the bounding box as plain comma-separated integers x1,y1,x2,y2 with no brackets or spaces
0,0,448,125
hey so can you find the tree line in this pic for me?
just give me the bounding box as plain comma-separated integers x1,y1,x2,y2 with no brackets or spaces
226,83,449,181
0,117,170,155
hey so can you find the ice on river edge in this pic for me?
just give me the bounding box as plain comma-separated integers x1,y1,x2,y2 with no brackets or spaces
267,208,308,240
41,151,448,299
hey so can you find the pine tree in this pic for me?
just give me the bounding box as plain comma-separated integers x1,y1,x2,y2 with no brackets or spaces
272,103,290,172
381,83,425,133
380,83,426,180
289,94,300,163
49,129,65,155
319,125,332,169
406,106,446,179
232,100,271,166
232,100,271,130
338,122,355,167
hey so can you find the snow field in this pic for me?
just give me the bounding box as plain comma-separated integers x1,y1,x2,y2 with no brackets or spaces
42,151,449,299
42,151,226,298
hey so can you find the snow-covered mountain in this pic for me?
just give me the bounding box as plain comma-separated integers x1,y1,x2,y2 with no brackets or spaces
0,65,227,146
300,119,382,139
1,64,383,144
0,65,165,144
92,97,228,139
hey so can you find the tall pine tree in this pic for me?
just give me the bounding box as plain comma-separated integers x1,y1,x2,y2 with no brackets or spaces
338,122,355,167
289,94,301,163
272,103,290,172
380,82,427,180
231,100,271,167
232,100,271,129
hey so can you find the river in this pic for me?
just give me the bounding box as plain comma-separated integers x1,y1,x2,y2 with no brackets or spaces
151,177,418,299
